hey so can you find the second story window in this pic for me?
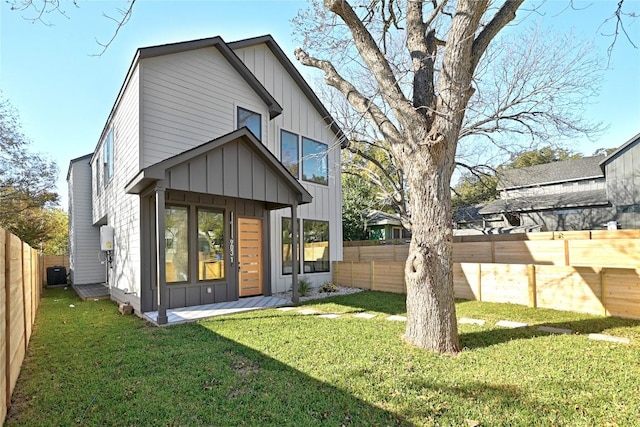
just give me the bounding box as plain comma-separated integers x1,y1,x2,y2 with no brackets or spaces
302,137,328,185
103,128,114,185
237,107,261,140
281,130,299,177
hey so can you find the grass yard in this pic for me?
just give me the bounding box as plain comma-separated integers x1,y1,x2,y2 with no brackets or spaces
5,288,640,426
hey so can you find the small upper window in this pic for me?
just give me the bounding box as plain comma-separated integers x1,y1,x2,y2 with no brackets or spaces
302,137,328,185
281,130,299,177
103,129,114,184
237,107,261,140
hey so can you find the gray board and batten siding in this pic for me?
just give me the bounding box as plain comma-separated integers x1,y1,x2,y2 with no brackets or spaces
128,128,313,312
67,154,105,285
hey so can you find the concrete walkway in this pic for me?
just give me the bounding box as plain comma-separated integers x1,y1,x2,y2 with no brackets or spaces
143,295,291,325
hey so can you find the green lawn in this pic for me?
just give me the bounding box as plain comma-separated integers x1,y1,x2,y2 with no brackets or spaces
5,287,640,426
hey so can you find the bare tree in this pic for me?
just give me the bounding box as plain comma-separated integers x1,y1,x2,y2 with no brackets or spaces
8,0,136,55
295,0,532,353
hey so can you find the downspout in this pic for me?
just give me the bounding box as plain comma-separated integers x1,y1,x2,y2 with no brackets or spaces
291,199,299,303
155,184,168,325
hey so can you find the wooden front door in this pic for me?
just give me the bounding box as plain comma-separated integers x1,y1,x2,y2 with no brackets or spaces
238,217,263,297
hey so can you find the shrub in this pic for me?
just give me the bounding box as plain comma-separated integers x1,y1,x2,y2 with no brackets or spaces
319,282,339,293
298,277,312,296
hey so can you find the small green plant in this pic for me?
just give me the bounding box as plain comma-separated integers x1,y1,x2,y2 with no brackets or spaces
297,276,312,296
319,281,339,293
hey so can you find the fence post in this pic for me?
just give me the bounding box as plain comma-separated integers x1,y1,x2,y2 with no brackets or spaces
350,262,354,288
563,240,570,266
4,229,10,413
600,268,607,316
477,263,482,302
370,261,375,291
527,264,537,308
490,242,496,263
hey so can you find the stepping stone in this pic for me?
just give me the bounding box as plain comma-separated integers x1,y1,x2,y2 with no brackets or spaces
318,313,341,319
496,320,528,329
588,333,630,344
354,313,377,319
299,309,320,315
459,317,486,326
277,307,297,311
386,315,407,322
537,326,572,335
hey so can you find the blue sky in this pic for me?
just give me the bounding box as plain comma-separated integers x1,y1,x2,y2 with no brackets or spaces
1,0,639,209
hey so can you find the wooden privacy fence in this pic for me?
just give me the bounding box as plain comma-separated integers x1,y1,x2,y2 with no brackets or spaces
1,229,42,426
333,261,640,320
344,235,640,268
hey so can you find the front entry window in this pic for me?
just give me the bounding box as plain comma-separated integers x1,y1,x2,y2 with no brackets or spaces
165,206,189,283
198,209,225,280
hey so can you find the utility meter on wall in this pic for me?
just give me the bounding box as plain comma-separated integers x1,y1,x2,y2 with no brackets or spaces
100,225,115,251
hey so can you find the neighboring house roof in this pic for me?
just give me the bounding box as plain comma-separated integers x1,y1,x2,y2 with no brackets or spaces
497,155,605,190
367,210,402,227
66,153,93,181
479,189,610,215
228,35,348,149
125,128,312,209
599,131,640,169
454,204,484,223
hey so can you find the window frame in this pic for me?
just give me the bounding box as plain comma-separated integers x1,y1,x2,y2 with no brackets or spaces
280,130,300,178
281,217,301,276
165,205,191,284
237,106,262,140
301,137,328,186
197,208,226,282
103,128,114,185
302,219,330,274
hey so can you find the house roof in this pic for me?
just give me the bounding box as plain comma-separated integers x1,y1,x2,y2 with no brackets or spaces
136,36,283,120
367,210,402,226
125,128,312,209
89,34,346,165
478,189,610,215
66,153,93,181
599,131,640,168
497,155,605,190
228,35,348,149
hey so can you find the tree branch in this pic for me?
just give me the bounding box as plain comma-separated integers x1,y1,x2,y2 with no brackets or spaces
295,48,403,145
471,0,525,72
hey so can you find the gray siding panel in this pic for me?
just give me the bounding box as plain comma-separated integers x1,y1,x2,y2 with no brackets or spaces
606,141,640,206
238,143,254,199
68,160,106,285
190,156,207,193
208,151,224,194
252,160,266,201
223,145,239,197
265,169,278,201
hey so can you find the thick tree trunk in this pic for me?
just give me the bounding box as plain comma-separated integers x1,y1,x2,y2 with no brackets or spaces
403,139,461,353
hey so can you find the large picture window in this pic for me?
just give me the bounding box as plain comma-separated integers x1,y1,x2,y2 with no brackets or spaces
281,217,300,275
303,220,329,273
302,137,328,185
165,206,189,283
281,130,299,177
198,209,225,281
237,107,262,140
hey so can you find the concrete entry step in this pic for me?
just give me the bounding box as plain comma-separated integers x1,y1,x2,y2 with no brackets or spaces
72,283,110,301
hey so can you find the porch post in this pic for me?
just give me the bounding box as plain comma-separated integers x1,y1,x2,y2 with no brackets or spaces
291,200,299,303
155,184,168,325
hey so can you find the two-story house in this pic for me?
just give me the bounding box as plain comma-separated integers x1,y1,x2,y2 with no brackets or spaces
67,35,346,324
478,132,640,230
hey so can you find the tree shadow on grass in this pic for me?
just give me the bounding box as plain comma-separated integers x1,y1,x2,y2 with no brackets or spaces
461,315,640,350
6,290,411,427
297,290,407,315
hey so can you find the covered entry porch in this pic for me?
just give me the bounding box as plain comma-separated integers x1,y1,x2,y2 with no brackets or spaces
126,128,312,324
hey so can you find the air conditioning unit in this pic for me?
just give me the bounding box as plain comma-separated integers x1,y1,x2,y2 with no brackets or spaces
100,225,115,251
